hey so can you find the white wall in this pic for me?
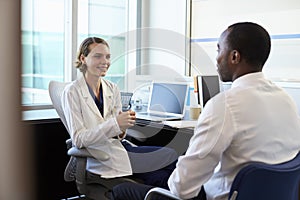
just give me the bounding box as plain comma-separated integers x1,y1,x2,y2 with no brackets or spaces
192,0,300,114
137,0,187,82
191,0,300,81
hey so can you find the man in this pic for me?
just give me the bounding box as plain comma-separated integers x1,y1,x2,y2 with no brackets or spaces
111,22,300,200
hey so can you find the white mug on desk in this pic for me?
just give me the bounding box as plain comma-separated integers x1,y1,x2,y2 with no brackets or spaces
189,105,201,120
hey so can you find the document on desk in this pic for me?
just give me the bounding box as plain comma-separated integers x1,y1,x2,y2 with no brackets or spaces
163,120,198,129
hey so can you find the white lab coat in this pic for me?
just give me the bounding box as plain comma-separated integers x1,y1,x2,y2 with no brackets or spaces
61,76,132,178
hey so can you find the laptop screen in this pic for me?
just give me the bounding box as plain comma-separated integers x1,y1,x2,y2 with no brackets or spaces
148,82,189,115
197,75,220,107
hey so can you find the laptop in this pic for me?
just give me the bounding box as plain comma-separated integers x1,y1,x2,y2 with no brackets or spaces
136,81,189,122
197,75,220,107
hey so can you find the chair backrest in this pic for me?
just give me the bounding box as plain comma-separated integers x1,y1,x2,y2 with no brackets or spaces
229,152,300,200
48,81,69,131
49,81,88,194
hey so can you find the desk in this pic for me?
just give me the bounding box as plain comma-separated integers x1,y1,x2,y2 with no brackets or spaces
128,119,194,156
25,118,78,200
24,115,193,200
24,114,300,200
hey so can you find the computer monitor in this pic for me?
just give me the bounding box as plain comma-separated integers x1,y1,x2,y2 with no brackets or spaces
148,81,189,116
197,75,220,107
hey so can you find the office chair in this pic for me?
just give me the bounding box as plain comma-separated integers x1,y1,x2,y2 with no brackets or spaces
48,81,140,200
144,152,300,200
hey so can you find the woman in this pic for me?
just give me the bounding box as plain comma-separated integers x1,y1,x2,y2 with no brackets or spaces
61,37,177,188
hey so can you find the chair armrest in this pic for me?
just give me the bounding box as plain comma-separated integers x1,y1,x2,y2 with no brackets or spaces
126,129,147,142
144,187,181,200
64,147,110,183
65,138,72,149
68,147,110,161
66,139,110,161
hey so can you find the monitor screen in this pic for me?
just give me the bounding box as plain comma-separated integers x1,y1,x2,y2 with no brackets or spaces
197,75,220,107
149,82,189,115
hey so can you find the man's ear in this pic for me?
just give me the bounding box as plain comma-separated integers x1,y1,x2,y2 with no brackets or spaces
230,50,240,64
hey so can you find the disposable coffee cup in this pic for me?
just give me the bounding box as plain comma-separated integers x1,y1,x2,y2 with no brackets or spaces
189,105,201,120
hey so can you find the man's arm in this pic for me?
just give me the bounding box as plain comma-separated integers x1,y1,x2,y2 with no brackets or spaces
168,96,232,199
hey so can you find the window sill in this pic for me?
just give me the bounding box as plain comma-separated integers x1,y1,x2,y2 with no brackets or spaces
22,109,60,123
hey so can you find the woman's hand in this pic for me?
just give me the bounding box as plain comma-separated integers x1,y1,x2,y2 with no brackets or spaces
116,110,136,132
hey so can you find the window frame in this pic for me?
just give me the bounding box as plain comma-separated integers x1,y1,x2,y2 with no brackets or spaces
22,0,134,111
22,0,191,112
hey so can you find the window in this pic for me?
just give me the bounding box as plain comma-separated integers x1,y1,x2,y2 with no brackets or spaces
21,0,189,110
22,0,65,106
21,0,131,107
78,0,129,90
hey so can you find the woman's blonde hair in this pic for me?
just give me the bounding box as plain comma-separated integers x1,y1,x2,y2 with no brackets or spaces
75,37,109,73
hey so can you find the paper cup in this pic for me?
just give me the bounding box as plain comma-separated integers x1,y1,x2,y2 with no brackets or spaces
189,106,201,120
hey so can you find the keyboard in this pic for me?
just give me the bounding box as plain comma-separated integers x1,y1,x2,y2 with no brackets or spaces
137,112,178,119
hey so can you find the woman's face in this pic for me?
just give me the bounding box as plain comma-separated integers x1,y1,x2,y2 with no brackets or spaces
82,43,111,77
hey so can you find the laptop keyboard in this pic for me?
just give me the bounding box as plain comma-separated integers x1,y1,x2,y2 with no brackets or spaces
138,113,176,118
